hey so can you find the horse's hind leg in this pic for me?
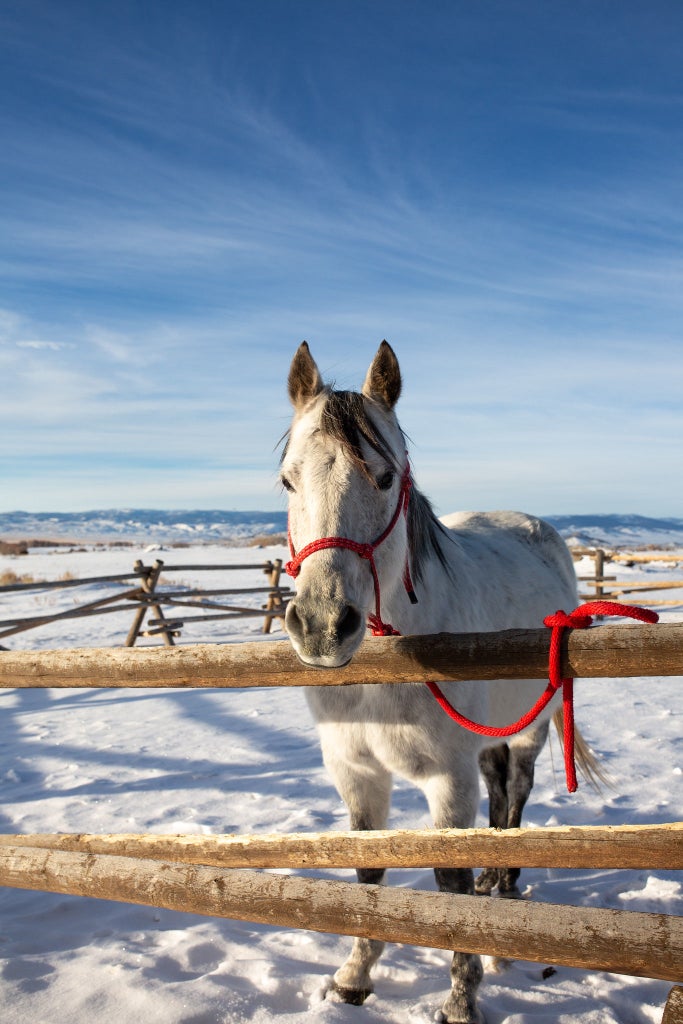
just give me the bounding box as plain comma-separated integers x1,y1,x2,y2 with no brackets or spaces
498,723,549,894
325,759,392,1004
475,742,509,895
476,721,549,897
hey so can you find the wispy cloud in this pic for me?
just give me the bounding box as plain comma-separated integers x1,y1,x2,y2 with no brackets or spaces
15,340,69,351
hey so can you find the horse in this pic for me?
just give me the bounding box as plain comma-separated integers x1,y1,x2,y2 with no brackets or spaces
280,340,594,1023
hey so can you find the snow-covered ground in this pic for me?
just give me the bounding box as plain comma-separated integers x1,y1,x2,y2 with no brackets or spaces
0,540,680,1024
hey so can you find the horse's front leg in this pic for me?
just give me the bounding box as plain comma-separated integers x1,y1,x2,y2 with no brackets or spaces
424,766,484,1024
322,751,392,1004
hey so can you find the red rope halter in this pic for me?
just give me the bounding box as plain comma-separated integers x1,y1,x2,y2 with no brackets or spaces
285,462,417,635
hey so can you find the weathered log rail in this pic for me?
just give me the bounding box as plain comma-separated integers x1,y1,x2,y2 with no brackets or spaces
2,822,680,870
0,621,681,688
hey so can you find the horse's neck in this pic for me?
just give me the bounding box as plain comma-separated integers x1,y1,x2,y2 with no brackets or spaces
383,538,470,635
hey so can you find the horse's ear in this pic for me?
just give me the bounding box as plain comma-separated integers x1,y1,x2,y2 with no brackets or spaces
288,341,324,408
362,340,401,409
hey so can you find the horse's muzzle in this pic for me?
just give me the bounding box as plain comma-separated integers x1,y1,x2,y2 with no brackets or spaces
285,599,365,668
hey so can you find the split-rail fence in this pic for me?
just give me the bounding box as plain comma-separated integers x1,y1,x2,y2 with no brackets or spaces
0,558,290,645
575,547,683,608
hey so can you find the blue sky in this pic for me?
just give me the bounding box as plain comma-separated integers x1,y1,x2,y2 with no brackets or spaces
1,0,682,516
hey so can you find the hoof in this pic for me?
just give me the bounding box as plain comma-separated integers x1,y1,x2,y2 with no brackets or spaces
497,886,523,900
439,1011,485,1024
475,867,500,893
330,983,372,1005
483,954,514,973
474,868,499,895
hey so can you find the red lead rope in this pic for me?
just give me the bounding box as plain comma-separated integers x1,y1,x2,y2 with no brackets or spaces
426,602,659,792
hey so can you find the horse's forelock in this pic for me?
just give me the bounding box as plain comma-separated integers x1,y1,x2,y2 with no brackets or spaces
319,389,402,480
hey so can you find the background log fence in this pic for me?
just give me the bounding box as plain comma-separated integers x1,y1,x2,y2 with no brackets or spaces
574,547,683,607
0,558,291,645
3,546,680,641
0,622,681,1019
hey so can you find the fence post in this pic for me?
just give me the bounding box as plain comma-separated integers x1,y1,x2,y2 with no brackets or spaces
594,548,605,601
262,558,286,634
125,560,175,647
663,987,683,1024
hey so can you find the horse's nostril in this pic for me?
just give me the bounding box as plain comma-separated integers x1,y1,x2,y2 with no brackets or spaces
335,605,362,644
285,602,304,639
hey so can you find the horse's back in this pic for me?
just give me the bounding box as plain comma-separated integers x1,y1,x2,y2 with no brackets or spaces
438,509,577,613
440,509,568,555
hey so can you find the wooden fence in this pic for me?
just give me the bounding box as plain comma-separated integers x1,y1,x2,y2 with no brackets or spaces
0,623,681,1019
0,558,291,645
3,547,679,647
575,547,683,607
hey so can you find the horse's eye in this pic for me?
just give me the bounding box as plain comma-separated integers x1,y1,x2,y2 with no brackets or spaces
281,475,295,493
377,470,395,491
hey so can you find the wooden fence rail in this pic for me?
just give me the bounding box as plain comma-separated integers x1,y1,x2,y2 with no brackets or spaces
1,822,680,870
0,845,679,983
1,622,681,688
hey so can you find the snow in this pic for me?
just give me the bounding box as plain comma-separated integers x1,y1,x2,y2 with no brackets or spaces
0,539,681,1023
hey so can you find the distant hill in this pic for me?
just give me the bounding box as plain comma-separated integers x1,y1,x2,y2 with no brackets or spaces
543,514,683,549
0,509,681,548
0,509,289,544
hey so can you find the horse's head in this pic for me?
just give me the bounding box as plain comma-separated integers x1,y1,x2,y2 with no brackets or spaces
281,341,411,667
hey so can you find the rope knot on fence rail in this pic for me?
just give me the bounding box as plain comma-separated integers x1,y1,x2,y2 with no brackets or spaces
542,601,659,792
427,602,660,794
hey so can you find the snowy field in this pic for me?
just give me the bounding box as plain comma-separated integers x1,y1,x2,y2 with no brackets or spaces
0,540,681,1024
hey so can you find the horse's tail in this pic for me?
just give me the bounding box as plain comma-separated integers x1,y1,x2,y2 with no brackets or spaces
551,709,613,792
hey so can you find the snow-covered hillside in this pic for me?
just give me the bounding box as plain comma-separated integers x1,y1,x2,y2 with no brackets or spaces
2,509,683,549
0,509,289,545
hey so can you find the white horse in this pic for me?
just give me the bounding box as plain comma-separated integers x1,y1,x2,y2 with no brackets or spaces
281,341,592,1023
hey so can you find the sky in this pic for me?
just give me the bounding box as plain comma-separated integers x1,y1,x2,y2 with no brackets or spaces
1,0,682,517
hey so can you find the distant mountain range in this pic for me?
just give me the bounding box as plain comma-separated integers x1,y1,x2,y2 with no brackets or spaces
1,509,682,548
0,509,289,544
543,514,683,548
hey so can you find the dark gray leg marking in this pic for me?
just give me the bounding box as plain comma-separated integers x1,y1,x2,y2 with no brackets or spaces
357,866,386,885
477,723,549,897
435,867,483,1023
497,745,541,895
476,743,509,894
